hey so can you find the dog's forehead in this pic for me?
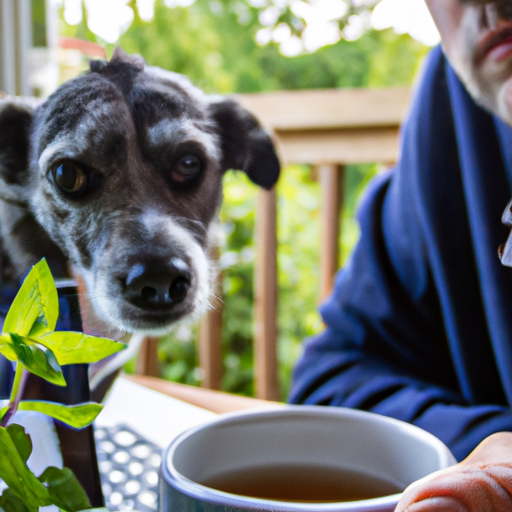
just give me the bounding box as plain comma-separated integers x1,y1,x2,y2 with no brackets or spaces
130,68,208,126
35,65,212,155
35,74,130,151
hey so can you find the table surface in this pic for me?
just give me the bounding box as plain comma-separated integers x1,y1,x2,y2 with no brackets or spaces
95,377,218,449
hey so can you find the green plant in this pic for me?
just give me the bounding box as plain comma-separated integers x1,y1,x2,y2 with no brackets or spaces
0,259,125,512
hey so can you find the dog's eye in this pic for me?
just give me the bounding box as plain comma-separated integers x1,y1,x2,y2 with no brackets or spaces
172,154,202,183
51,161,87,194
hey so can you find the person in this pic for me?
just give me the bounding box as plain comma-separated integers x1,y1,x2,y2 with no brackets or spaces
289,0,512,508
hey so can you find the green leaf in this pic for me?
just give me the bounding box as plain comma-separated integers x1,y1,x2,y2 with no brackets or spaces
35,331,126,365
5,334,65,386
0,334,17,362
3,259,58,338
38,466,91,512
0,488,37,512
6,424,32,463
0,426,50,508
18,401,103,429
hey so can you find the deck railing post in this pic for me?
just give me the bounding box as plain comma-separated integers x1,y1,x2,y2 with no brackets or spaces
135,337,160,377
198,247,224,390
318,164,344,302
254,187,280,401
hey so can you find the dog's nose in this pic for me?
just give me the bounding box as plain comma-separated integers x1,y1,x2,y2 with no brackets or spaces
123,259,192,310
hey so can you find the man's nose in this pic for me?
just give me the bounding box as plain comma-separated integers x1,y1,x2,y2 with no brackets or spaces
479,1,512,29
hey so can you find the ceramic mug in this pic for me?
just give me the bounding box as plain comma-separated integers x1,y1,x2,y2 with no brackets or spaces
160,406,456,512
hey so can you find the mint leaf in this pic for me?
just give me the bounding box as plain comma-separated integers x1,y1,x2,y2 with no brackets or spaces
0,334,17,362
18,401,103,429
3,259,58,338
36,331,125,365
38,466,91,512
5,334,65,386
0,426,50,508
0,488,36,512
6,424,32,463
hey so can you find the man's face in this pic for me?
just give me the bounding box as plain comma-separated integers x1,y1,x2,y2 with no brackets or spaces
425,0,512,123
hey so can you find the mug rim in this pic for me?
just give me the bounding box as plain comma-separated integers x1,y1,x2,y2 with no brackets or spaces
161,405,455,512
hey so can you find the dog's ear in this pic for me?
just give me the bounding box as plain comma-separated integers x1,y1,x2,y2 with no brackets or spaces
209,98,280,190
0,98,36,202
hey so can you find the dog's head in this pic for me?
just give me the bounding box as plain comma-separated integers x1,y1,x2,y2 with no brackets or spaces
0,48,280,334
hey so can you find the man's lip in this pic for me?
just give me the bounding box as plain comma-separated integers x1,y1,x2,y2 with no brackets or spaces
476,24,512,64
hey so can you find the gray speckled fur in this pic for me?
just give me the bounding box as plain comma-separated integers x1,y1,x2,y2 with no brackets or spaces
0,48,279,334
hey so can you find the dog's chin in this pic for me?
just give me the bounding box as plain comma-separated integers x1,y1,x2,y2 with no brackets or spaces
94,298,208,336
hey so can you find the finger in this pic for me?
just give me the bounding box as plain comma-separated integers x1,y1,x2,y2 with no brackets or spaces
395,464,512,512
398,496,469,512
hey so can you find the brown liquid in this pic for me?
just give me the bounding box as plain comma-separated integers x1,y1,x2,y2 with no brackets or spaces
200,464,403,503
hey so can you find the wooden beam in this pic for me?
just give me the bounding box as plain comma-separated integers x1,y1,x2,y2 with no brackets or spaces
236,86,410,131
125,375,283,414
276,127,400,165
198,251,223,390
318,164,343,302
254,188,280,401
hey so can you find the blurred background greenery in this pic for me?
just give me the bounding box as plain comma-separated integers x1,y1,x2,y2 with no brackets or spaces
55,0,432,400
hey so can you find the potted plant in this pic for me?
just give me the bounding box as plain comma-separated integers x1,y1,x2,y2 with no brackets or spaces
0,259,125,511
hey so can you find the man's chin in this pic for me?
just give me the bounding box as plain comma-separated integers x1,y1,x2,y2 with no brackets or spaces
498,77,512,125
457,62,512,126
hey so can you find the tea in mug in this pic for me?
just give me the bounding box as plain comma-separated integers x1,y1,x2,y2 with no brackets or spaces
200,464,404,503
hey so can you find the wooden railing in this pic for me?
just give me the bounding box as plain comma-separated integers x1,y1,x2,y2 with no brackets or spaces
136,86,412,400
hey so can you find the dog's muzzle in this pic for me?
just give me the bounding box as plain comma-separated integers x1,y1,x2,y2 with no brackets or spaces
87,213,213,334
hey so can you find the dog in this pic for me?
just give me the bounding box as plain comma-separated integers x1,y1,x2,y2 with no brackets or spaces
0,48,280,337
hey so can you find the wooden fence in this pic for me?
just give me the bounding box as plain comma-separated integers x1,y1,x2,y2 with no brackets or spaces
136,86,412,400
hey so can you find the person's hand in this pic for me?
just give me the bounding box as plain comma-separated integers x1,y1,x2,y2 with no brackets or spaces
395,432,512,511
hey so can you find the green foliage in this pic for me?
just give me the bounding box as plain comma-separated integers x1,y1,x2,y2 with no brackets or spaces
0,259,120,511
0,425,49,511
0,333,65,387
3,259,58,339
0,260,124,406
217,163,383,398
0,424,94,512
31,0,48,47
35,331,124,366
58,1,430,399
38,466,91,512
114,1,429,94
13,402,103,430
61,1,429,94
159,332,201,385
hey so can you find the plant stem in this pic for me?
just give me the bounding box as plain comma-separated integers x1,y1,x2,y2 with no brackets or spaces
1,363,27,427
10,362,24,402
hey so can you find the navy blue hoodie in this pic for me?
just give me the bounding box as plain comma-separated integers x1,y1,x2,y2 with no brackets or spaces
289,46,512,462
